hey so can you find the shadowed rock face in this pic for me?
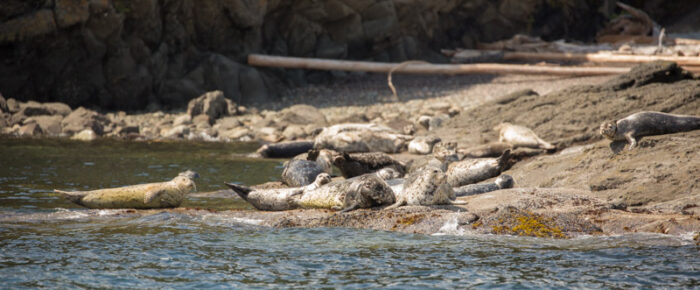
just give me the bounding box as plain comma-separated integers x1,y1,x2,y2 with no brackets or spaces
0,0,616,110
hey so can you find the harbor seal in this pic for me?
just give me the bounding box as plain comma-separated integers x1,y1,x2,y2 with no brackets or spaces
600,111,700,149
446,150,511,187
454,174,514,197
290,173,396,212
256,141,314,158
460,142,513,158
54,170,200,209
385,166,465,209
330,151,406,178
408,136,441,155
313,123,413,153
494,122,555,150
225,173,332,211
281,159,324,187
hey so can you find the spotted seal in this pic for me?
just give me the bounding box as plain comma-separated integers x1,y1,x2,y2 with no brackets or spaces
313,123,413,153
281,159,324,187
225,173,332,211
408,136,441,155
446,150,511,187
54,170,200,209
600,111,700,149
385,166,464,209
290,173,396,212
454,174,514,197
494,122,555,150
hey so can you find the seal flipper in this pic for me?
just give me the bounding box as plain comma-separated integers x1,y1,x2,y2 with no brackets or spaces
339,203,359,213
497,149,511,170
144,189,166,204
384,199,406,210
224,183,253,201
54,189,87,204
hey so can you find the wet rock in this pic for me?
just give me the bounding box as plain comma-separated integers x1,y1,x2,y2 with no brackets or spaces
187,90,231,121
71,128,97,141
602,61,691,91
61,107,108,135
18,123,42,136
25,115,63,136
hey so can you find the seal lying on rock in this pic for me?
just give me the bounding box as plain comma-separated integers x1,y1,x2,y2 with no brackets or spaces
600,111,700,149
408,136,441,155
256,141,314,158
460,142,513,158
446,150,511,187
281,159,324,187
313,123,413,153
289,173,396,212
454,174,514,197
495,122,555,150
385,166,464,209
225,173,332,211
329,151,406,178
54,170,200,209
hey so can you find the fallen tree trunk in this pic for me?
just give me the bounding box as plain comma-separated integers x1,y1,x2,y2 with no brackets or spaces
503,51,700,66
248,54,630,76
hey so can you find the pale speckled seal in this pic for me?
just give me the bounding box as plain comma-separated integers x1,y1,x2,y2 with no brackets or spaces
289,173,396,212
54,170,200,209
313,123,413,153
225,173,332,211
408,136,441,155
600,111,700,149
385,166,464,209
446,150,511,187
494,122,555,150
281,159,324,187
454,174,514,197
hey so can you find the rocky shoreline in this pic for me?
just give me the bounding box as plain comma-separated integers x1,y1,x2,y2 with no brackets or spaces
2,61,699,241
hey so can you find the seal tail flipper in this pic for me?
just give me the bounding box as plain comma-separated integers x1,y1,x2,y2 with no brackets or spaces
384,200,406,210
339,203,359,213
224,183,253,200
497,149,511,170
53,189,87,204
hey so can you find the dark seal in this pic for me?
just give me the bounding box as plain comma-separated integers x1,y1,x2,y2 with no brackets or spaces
600,111,700,149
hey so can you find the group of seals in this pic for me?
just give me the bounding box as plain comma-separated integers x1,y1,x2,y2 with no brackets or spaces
54,170,200,209
225,173,332,211
385,166,464,209
600,111,700,150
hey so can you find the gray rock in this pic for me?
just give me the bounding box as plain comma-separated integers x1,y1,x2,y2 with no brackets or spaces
61,107,108,135
282,125,307,141
163,125,190,139
54,0,90,28
276,104,328,127
18,123,42,136
172,114,192,126
26,115,63,136
220,127,251,140
187,90,230,121
0,93,7,113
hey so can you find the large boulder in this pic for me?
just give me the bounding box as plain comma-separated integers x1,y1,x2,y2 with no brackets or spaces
25,115,63,136
61,107,109,135
276,104,328,127
186,90,234,123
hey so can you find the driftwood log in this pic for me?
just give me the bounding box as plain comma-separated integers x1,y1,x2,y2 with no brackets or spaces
502,52,700,66
248,54,630,76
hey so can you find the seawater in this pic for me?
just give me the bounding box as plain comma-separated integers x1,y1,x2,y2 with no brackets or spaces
1,138,698,288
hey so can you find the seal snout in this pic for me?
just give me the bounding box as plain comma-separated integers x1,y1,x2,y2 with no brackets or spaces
179,170,200,179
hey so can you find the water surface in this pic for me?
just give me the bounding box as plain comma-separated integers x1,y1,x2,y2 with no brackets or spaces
1,137,698,288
